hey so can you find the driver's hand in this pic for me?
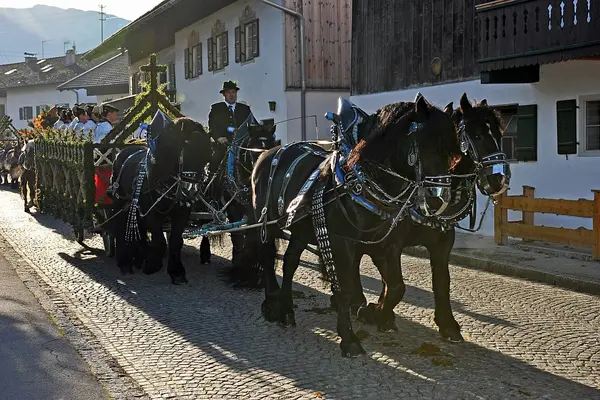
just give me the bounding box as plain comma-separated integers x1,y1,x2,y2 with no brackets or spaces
217,137,228,145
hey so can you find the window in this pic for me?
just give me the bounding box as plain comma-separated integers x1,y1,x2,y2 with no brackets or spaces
131,72,142,94
0,104,5,117
168,62,176,90
19,106,33,120
583,98,600,152
235,19,259,63
36,104,50,116
159,70,168,85
184,30,202,79
495,104,538,162
208,19,229,72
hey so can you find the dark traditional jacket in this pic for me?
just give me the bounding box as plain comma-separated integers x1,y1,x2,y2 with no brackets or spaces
208,102,251,141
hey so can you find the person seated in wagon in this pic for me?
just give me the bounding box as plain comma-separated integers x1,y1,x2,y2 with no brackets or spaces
93,103,119,143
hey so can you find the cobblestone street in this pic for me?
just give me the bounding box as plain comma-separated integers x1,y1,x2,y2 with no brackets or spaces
1,188,599,399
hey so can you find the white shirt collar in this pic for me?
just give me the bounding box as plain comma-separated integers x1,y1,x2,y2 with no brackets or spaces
225,101,236,112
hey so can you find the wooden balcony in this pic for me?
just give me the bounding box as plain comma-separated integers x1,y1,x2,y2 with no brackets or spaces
476,0,600,71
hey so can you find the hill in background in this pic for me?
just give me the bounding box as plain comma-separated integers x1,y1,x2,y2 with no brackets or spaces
0,5,130,64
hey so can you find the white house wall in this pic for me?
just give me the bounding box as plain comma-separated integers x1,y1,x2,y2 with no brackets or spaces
174,1,288,142
285,90,349,142
350,60,600,238
7,84,94,129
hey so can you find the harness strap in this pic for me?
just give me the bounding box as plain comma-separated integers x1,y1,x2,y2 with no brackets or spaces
311,180,341,294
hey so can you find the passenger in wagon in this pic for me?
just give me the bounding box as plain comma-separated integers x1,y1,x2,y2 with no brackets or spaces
82,104,97,134
68,104,81,130
71,105,90,133
93,103,119,143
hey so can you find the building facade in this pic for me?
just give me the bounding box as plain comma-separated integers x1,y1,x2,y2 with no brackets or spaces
0,49,103,129
349,0,600,237
85,0,352,145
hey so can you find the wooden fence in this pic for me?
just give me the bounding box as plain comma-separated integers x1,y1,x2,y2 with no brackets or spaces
494,185,600,260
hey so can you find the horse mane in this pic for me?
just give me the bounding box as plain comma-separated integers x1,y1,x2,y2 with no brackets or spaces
347,101,462,172
462,99,505,140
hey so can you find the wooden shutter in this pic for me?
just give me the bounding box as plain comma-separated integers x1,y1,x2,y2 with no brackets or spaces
516,104,538,162
36,106,41,116
168,63,176,89
222,31,229,67
19,107,23,120
235,26,241,63
207,38,214,71
252,19,259,58
184,48,190,79
196,43,203,75
556,99,578,155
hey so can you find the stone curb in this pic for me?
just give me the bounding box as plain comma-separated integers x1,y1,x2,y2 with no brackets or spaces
0,230,150,400
403,246,600,297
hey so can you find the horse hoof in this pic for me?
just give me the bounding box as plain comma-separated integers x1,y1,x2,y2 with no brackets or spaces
277,312,296,328
171,275,188,285
377,320,399,333
261,299,280,323
119,267,134,275
440,327,464,343
340,340,366,358
24,207,30,213
357,303,377,325
200,256,211,265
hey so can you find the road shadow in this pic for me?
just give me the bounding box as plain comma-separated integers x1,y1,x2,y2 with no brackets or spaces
56,243,599,399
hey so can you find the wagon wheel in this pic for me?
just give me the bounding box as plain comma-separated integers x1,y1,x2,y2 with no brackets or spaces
94,208,116,257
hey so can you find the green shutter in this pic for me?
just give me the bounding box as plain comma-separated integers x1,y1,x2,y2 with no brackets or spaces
556,99,578,154
184,48,190,79
516,104,537,162
235,26,241,63
252,19,259,58
207,38,214,71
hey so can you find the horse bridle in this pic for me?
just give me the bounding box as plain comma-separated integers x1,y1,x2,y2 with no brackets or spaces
457,119,510,196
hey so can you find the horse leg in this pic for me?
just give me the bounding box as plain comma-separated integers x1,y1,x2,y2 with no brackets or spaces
426,229,463,342
200,236,211,264
258,230,281,323
328,237,366,357
227,205,246,267
329,252,367,316
21,171,29,213
167,207,190,285
276,236,306,327
132,219,148,270
26,171,35,208
143,214,167,275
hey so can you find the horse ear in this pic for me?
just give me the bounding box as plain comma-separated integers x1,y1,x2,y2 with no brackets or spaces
415,95,429,121
443,102,454,115
480,99,488,107
459,93,472,112
414,92,424,103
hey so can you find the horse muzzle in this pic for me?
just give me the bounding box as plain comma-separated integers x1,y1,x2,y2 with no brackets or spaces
477,163,511,197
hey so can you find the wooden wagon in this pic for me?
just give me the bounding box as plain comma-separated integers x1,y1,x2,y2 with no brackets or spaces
33,54,185,256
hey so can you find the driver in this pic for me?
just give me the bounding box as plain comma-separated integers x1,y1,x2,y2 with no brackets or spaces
207,80,252,187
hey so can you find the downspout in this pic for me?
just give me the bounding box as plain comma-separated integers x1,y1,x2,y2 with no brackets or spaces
260,0,307,141
69,89,80,105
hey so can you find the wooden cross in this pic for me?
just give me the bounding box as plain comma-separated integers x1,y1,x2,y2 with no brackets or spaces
139,54,167,94
139,54,167,116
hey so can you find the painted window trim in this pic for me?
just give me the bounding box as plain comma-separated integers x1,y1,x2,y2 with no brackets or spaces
493,103,521,164
578,94,600,156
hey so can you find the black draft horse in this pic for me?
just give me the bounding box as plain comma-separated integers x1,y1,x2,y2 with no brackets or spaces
240,95,464,357
108,111,212,284
332,93,512,342
199,117,278,270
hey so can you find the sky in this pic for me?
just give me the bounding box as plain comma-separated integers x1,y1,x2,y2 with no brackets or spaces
0,0,163,21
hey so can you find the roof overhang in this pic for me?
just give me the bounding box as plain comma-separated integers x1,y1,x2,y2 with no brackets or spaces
82,0,237,64
58,50,128,91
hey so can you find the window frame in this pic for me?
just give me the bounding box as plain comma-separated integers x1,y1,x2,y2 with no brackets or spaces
578,94,600,156
0,104,5,117
493,103,520,163
236,18,259,64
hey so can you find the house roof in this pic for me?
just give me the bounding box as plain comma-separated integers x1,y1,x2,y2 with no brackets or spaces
83,0,236,64
57,50,129,91
0,53,110,90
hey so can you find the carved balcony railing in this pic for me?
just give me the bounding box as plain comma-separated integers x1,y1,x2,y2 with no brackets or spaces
476,0,600,70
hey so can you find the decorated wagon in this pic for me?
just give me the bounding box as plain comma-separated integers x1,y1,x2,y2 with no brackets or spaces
33,55,184,256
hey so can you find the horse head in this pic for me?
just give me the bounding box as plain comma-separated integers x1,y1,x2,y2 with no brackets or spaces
446,93,510,197
347,94,463,217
